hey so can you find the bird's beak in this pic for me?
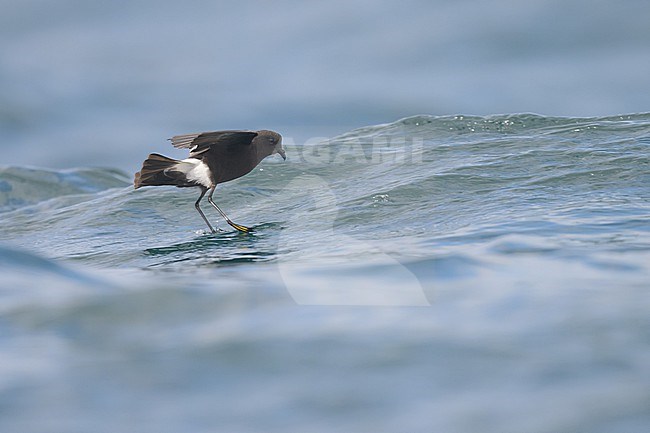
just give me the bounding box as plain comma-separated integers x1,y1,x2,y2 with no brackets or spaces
278,148,286,160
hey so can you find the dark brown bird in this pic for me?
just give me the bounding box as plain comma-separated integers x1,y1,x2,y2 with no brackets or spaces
134,130,285,233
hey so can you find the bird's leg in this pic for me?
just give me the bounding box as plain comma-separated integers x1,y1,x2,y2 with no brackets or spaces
207,186,252,233
195,187,217,233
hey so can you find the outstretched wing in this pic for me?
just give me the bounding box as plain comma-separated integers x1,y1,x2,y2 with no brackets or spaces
169,130,258,156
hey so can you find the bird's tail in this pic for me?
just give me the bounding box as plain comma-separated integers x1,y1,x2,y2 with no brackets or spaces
134,153,184,189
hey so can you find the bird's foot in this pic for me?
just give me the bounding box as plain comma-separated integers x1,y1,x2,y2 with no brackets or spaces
228,221,253,233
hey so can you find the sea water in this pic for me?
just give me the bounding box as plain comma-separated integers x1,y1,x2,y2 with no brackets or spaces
1,113,649,432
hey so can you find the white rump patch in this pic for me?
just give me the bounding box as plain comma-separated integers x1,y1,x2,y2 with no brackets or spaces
173,158,213,188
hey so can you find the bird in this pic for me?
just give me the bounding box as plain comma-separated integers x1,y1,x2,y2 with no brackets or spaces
134,129,285,233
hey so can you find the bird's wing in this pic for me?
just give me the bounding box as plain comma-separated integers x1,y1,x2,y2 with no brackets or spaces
169,130,258,156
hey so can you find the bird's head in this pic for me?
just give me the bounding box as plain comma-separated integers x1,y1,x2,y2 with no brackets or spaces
256,130,286,160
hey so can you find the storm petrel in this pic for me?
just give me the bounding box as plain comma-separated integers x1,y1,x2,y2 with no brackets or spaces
134,130,285,233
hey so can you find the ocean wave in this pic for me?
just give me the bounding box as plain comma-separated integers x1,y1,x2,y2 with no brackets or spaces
0,166,130,212
1,114,649,269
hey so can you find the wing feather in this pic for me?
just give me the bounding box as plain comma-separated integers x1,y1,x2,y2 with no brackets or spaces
169,130,258,156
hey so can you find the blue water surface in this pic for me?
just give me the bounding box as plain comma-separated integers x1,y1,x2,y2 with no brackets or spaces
1,1,650,432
